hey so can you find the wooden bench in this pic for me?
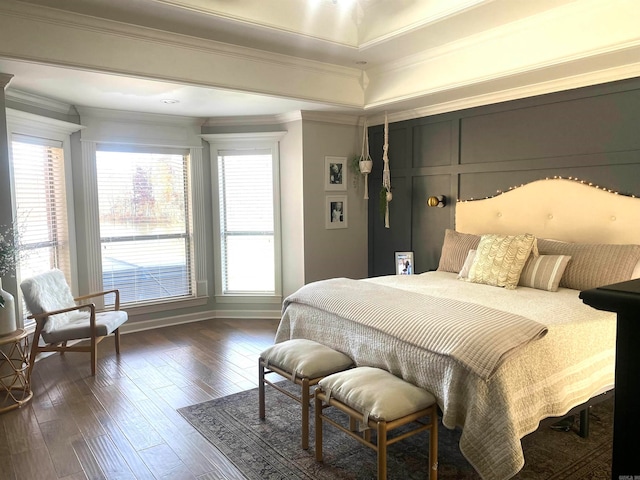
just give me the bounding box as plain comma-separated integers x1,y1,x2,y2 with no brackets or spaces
259,338,353,449
315,366,438,480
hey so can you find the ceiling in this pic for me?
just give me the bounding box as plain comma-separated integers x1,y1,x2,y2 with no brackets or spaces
0,0,638,122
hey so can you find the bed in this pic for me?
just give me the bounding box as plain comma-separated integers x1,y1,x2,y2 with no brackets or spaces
275,178,640,480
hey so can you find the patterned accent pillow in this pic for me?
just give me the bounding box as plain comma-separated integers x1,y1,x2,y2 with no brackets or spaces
467,233,537,289
437,229,481,273
537,239,640,290
518,255,571,291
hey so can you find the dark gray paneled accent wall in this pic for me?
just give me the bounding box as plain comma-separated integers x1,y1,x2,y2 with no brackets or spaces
367,77,640,277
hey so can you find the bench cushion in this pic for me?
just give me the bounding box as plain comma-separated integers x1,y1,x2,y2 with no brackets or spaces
319,366,436,422
261,339,353,380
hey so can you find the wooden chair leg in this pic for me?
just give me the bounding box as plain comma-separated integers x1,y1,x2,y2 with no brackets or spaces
27,324,44,380
301,377,310,450
60,341,67,355
91,338,97,376
114,328,121,354
258,359,266,420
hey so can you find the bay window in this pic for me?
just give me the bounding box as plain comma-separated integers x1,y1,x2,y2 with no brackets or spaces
95,147,193,305
6,109,82,326
204,132,284,302
12,135,72,283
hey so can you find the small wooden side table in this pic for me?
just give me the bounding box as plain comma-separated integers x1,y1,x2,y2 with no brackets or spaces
0,328,33,413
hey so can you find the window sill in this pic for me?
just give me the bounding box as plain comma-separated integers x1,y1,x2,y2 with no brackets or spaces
122,296,209,316
214,294,282,305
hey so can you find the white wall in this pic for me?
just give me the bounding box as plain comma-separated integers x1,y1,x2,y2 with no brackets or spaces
302,119,368,283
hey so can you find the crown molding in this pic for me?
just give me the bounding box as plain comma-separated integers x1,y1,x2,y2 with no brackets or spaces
299,110,362,126
0,73,13,89
6,107,84,135
200,131,287,143
0,0,364,109
0,0,362,79
75,106,206,126
367,60,640,126
202,113,298,127
367,0,613,76
5,88,73,114
202,110,363,127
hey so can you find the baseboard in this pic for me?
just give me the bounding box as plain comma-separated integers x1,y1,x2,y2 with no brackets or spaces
120,308,282,334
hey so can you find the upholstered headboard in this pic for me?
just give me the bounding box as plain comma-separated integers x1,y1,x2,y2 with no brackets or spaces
456,178,640,245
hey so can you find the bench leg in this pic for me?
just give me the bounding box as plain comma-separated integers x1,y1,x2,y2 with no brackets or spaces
258,359,265,420
430,405,438,480
315,394,323,462
301,377,310,450
377,420,387,480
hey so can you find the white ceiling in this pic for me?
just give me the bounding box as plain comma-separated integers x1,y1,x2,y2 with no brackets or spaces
0,0,638,122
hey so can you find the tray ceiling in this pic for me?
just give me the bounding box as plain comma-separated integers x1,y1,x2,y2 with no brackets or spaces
0,0,638,122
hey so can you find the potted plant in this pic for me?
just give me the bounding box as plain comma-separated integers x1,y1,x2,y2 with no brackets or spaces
0,226,18,335
358,120,374,199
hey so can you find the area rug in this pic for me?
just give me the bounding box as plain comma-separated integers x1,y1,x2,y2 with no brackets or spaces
178,385,613,479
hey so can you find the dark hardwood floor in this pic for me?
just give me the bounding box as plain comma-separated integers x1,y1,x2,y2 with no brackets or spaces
0,318,281,480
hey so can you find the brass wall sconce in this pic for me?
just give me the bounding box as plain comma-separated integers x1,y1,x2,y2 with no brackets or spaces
427,195,446,208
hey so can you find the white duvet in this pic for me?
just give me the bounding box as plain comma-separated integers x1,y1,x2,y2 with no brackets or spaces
276,271,616,480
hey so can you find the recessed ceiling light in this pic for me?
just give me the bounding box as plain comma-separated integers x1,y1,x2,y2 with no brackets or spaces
161,99,180,104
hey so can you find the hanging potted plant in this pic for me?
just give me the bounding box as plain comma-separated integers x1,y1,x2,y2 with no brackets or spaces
349,154,361,189
359,119,374,199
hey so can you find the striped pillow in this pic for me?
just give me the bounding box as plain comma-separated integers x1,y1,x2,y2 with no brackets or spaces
518,255,571,291
537,239,640,290
437,229,481,273
467,233,536,289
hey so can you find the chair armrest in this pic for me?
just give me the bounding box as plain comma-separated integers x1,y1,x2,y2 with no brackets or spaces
28,303,99,338
75,289,121,310
27,303,95,320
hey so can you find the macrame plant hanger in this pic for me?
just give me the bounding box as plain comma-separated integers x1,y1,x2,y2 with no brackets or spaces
359,119,373,199
382,112,392,228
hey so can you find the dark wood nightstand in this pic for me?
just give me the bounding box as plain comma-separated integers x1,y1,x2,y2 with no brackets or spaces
580,278,640,479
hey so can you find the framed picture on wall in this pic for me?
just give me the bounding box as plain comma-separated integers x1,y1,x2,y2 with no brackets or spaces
324,156,347,191
326,195,348,229
395,251,414,275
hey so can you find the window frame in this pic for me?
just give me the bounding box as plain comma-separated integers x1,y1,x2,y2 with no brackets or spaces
79,111,208,314
203,132,285,304
95,146,195,307
6,108,82,326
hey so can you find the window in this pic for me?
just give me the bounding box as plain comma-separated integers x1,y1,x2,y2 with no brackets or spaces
95,148,193,306
205,132,283,301
11,135,72,282
218,150,275,293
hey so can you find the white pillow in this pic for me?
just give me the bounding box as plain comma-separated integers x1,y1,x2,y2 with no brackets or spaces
457,250,476,279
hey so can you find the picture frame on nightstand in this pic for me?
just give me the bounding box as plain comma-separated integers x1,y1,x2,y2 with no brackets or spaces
395,251,414,275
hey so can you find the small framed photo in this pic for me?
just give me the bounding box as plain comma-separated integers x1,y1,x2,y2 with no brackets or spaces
395,251,414,275
324,156,347,191
326,195,348,229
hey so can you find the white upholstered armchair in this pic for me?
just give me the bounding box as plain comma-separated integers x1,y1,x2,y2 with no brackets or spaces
21,269,128,376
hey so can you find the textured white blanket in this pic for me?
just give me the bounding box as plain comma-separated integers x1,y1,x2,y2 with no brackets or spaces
276,272,616,480
283,277,547,380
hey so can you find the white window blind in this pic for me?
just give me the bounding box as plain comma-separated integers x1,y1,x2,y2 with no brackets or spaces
96,148,193,305
218,150,275,293
11,134,72,282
